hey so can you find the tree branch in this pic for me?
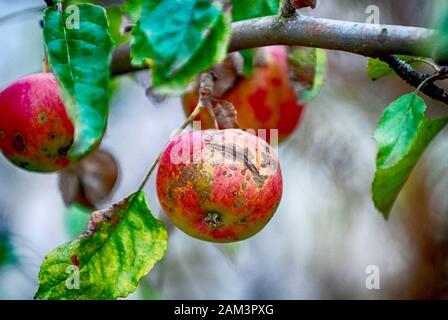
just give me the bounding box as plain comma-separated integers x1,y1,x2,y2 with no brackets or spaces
110,14,448,105
228,15,437,57
379,56,448,104
279,0,296,17
111,14,438,76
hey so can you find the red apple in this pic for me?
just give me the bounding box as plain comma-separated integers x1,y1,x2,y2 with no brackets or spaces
0,73,74,172
156,129,283,242
182,46,305,142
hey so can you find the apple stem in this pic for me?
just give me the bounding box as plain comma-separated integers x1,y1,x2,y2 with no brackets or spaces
279,0,296,18
206,103,219,130
137,72,216,191
42,54,49,73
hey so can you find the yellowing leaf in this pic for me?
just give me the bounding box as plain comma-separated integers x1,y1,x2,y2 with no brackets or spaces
35,191,168,300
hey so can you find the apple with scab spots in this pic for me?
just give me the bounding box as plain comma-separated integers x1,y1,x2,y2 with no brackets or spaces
156,129,283,242
0,73,74,172
182,46,305,142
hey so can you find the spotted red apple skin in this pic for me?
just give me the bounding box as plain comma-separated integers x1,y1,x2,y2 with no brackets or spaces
183,46,305,142
0,73,74,172
156,129,283,242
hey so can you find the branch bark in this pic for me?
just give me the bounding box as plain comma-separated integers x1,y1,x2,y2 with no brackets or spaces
379,56,448,104
279,0,296,17
229,14,437,57
110,13,448,105
111,14,438,76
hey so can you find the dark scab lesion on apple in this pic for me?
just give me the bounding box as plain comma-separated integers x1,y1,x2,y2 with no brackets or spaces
12,157,30,169
58,141,73,157
42,147,54,159
12,133,26,153
37,112,47,123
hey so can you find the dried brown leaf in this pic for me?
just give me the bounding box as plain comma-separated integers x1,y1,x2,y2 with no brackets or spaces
211,52,244,97
213,100,240,129
58,150,119,209
291,0,317,9
81,198,128,238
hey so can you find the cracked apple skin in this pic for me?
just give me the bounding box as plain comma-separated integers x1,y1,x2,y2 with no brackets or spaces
156,129,283,242
182,46,305,142
0,73,74,172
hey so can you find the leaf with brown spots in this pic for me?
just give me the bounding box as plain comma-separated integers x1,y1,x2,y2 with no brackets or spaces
81,198,128,238
35,191,168,300
12,133,26,153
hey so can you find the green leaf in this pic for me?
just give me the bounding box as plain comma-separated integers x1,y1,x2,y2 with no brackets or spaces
432,0,448,64
289,47,327,103
301,49,326,103
240,49,255,77
65,203,91,240
231,0,279,21
63,0,96,7
106,6,129,46
43,4,114,159
123,0,143,24
130,0,231,94
372,93,448,218
35,191,168,300
367,56,423,81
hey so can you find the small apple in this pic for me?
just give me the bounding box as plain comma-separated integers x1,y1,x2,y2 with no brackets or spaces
0,73,74,172
183,46,305,142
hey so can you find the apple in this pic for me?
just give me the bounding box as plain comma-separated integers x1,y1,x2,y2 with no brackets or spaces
0,73,74,172
156,129,283,242
182,46,305,142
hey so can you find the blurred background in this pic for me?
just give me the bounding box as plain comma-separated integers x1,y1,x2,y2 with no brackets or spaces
1,0,448,299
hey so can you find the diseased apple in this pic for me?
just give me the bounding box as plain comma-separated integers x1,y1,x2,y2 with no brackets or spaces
182,46,305,142
0,73,74,172
156,129,283,242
